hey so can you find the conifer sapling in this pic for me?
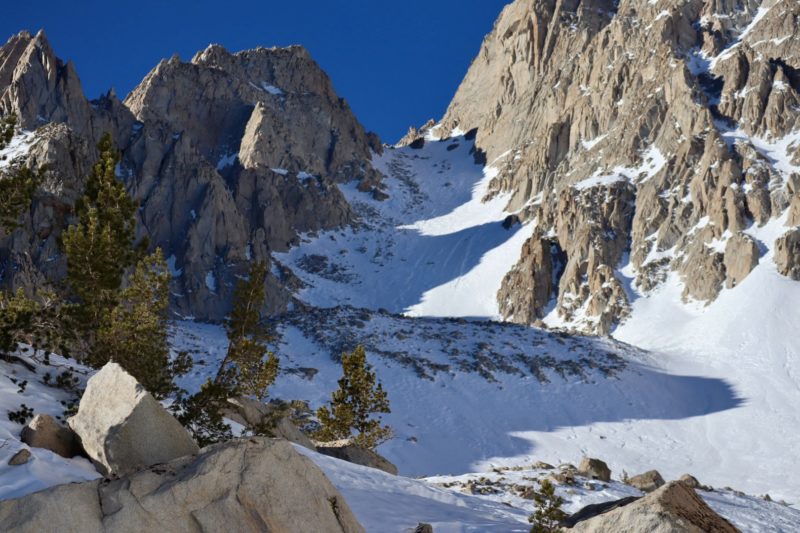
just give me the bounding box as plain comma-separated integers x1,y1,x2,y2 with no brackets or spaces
315,345,392,450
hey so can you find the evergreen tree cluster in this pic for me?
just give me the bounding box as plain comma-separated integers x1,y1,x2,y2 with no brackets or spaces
0,113,16,150
0,128,395,454
0,132,184,407
59,133,182,396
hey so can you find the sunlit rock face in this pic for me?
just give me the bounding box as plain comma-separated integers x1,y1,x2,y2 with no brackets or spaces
434,0,800,333
0,32,382,320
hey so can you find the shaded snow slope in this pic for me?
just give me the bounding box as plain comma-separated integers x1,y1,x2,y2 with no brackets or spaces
170,312,742,482
274,135,533,318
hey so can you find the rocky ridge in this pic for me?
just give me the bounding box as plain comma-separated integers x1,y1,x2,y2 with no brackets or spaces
0,31,382,320
425,0,800,333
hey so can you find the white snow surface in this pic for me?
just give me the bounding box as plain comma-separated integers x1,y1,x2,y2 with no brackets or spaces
300,446,800,532
0,352,99,500
0,130,35,170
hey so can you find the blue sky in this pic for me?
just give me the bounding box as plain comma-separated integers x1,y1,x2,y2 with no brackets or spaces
2,0,509,142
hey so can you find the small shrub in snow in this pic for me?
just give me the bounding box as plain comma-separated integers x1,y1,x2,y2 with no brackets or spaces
528,479,567,533
7,403,34,425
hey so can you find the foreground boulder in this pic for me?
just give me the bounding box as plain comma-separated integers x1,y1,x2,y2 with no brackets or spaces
21,414,82,458
570,481,739,532
316,439,398,475
67,362,199,477
578,457,611,482
0,437,364,532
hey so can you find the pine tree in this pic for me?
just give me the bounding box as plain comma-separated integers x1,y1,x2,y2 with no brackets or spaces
0,289,67,362
0,113,17,150
174,379,234,447
315,345,392,449
0,165,42,233
176,262,278,443
216,261,279,401
94,248,188,398
62,132,143,355
528,479,567,533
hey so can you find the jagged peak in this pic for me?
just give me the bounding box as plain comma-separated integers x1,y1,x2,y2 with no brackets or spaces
190,43,230,65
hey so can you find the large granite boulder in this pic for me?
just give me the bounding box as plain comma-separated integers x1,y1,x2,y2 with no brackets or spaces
67,362,199,477
571,481,738,532
0,437,364,532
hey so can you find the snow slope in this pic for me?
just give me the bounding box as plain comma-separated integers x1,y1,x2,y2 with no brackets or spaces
0,352,99,500
275,135,533,318
271,132,800,505
300,445,800,533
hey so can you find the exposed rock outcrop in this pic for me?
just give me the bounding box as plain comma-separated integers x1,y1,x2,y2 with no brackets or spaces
315,439,399,475
224,396,316,451
67,362,199,477
0,437,364,532
625,470,666,493
724,233,760,288
775,228,800,280
570,481,739,532
497,233,558,323
434,0,800,332
0,32,383,320
577,457,611,482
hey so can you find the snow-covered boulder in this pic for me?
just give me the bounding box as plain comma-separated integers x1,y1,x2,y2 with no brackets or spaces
0,437,364,532
21,414,82,458
571,481,738,532
67,362,198,476
316,440,398,475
